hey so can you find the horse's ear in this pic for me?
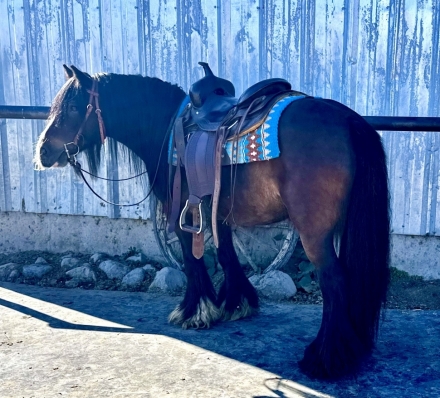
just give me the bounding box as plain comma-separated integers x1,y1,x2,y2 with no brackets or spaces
63,64,74,80
70,65,92,89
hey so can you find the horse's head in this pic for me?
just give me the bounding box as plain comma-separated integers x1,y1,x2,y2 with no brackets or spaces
35,65,103,169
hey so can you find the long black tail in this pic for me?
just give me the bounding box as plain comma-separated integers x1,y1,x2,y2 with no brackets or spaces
339,116,390,350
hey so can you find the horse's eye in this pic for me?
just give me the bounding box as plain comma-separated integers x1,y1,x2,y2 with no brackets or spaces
70,105,78,112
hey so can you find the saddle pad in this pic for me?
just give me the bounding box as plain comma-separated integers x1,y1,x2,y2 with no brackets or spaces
169,94,306,165
222,94,306,164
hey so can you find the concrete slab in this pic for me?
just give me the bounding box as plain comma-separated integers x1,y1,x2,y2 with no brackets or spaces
0,211,165,262
0,282,438,398
391,234,440,279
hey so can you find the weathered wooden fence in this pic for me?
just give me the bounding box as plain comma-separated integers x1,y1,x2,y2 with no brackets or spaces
0,0,439,237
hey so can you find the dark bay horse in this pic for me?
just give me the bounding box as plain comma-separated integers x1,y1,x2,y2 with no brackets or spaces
35,65,390,379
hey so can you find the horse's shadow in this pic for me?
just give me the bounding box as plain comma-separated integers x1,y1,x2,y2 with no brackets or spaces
1,281,438,397
0,282,313,374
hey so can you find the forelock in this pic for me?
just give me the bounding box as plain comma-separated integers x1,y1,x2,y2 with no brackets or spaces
49,79,82,126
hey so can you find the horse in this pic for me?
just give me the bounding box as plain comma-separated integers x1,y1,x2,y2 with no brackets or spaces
34,65,390,379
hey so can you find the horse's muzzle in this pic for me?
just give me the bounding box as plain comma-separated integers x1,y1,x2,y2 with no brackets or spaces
38,146,68,168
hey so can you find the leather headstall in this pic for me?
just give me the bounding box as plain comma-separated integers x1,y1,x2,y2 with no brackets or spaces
65,79,106,164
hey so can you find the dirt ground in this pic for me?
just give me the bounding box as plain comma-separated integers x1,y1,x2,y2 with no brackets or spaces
1,248,439,311
386,267,440,310
1,281,439,397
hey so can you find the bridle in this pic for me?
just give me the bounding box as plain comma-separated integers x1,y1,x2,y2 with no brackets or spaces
64,79,106,161
64,79,156,207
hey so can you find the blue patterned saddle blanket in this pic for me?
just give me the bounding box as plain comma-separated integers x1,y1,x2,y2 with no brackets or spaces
169,94,306,165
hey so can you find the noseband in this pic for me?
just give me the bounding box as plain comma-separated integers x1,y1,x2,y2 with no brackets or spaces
64,79,106,164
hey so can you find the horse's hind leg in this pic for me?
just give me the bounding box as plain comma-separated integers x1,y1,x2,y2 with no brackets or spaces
297,232,367,378
280,164,367,377
216,222,259,321
168,227,221,329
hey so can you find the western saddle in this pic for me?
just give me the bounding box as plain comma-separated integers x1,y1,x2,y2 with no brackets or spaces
170,62,298,258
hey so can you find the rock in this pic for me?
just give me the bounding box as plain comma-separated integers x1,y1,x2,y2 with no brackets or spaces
121,268,146,288
8,269,21,282
65,265,97,288
90,252,107,264
0,263,20,281
142,264,157,276
249,271,297,300
126,253,147,264
35,257,48,264
149,267,187,293
22,264,53,279
298,261,315,273
99,260,130,280
61,257,82,270
296,274,313,293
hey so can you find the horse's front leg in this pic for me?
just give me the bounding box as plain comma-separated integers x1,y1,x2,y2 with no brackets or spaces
216,222,259,321
168,226,221,329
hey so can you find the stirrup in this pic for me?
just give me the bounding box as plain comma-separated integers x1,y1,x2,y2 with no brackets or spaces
179,200,203,234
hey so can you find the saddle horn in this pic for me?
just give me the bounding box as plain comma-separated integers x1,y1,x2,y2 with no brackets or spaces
190,62,235,108
198,62,214,77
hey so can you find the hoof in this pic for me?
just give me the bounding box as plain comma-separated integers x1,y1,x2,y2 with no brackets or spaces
168,297,221,329
298,340,335,379
298,334,367,379
220,297,258,321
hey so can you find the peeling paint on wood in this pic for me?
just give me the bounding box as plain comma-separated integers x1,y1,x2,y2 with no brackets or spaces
0,0,439,236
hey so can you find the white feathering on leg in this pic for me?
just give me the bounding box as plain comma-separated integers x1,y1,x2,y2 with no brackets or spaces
168,297,221,329
220,297,258,321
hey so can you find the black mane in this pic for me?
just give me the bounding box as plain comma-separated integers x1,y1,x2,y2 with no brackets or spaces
57,72,186,201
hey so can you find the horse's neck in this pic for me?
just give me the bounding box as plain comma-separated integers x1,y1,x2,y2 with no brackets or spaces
101,76,185,202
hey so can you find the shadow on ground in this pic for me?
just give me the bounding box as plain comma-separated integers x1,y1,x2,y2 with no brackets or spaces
0,282,439,397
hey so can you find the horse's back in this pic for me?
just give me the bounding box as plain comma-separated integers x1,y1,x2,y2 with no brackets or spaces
278,97,357,159
218,97,358,228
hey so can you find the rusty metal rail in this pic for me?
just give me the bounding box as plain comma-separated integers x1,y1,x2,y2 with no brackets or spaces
1,105,440,131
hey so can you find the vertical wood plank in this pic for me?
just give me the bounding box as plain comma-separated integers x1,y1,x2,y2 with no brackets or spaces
0,0,439,236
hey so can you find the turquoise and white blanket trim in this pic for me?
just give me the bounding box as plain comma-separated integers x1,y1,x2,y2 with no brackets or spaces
223,94,305,164
169,94,306,165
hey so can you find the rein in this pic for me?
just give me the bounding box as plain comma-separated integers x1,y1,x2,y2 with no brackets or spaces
69,160,155,207
64,79,155,207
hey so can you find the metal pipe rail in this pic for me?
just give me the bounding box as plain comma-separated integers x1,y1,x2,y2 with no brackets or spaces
363,116,440,132
1,105,440,131
0,105,50,120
